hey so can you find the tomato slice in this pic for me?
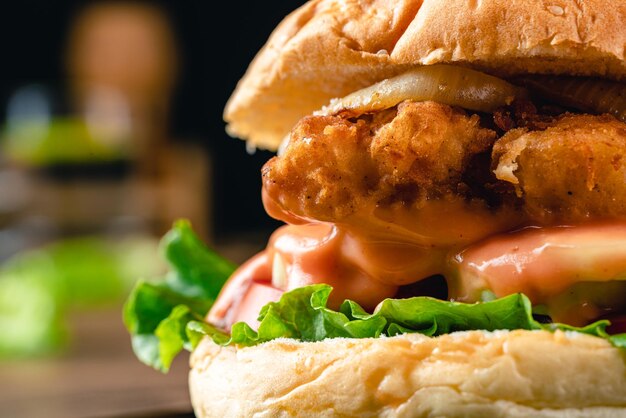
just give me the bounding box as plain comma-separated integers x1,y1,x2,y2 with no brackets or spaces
208,252,283,330
231,281,284,328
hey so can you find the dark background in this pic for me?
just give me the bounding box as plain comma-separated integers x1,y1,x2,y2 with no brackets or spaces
0,0,307,241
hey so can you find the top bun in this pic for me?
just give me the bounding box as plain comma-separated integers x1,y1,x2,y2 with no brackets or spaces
224,0,626,150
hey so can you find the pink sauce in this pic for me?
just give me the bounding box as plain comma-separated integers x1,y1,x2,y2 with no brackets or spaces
208,193,626,329
451,223,626,300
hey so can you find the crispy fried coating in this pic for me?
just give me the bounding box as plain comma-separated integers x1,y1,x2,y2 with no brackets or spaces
262,101,497,222
493,114,626,222
264,100,626,226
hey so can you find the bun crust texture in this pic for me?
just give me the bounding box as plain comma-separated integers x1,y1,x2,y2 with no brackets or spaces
189,330,626,418
224,0,626,151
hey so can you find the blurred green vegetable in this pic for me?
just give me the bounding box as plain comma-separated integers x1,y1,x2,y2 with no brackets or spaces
0,235,163,357
2,117,128,165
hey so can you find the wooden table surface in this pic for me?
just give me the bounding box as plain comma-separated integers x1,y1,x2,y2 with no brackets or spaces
0,307,193,418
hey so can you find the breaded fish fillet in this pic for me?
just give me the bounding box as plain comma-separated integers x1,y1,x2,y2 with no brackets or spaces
493,114,626,222
264,100,626,227
263,101,496,222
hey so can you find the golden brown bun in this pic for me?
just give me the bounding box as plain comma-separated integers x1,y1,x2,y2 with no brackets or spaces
189,330,626,417
224,0,626,150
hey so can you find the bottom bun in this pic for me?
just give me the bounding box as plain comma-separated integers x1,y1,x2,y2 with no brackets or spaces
189,330,626,418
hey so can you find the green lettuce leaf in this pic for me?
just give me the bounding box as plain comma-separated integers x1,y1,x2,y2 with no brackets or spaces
123,220,236,371
160,220,236,301
187,284,622,350
610,334,626,348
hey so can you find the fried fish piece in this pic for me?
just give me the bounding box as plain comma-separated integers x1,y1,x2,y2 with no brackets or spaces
265,99,626,227
493,114,626,222
262,101,497,222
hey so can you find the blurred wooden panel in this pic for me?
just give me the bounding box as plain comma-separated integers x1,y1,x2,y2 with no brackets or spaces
0,308,192,418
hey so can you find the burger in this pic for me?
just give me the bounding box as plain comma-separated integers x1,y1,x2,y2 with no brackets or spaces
124,0,626,417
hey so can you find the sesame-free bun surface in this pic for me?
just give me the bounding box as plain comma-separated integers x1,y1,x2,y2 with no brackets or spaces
224,0,626,150
189,330,626,418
